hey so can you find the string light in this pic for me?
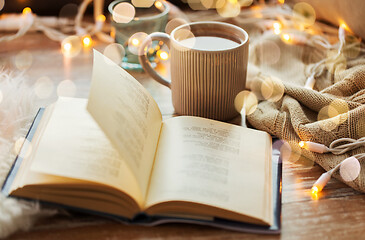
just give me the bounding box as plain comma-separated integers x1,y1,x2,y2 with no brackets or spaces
339,20,352,33
131,38,140,47
299,138,365,196
82,35,92,47
299,141,329,153
299,137,365,155
281,33,291,43
96,14,106,23
22,7,32,15
63,42,72,52
157,50,169,61
273,21,282,35
154,1,163,9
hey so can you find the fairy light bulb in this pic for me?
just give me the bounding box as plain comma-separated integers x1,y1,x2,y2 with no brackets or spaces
157,50,169,61
299,141,329,153
82,36,92,48
312,171,332,195
304,75,316,89
131,38,140,47
97,14,106,23
339,20,352,33
273,22,282,35
154,1,163,9
281,33,291,43
63,42,72,52
22,7,32,15
311,186,319,195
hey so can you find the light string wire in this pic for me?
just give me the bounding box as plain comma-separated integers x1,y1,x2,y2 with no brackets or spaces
0,0,112,44
236,5,365,194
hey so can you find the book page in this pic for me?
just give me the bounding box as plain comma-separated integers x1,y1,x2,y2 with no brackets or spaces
30,97,143,206
87,50,162,200
146,116,272,224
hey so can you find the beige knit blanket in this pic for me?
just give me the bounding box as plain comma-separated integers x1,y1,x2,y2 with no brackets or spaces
241,27,365,192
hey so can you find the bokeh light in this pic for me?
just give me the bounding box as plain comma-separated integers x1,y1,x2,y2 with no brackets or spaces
273,21,282,35
13,137,32,159
234,90,258,115
281,141,310,165
103,43,126,65
97,14,106,22
239,0,253,7
57,80,77,97
166,18,189,35
175,28,196,50
281,33,292,44
216,0,241,18
82,35,92,48
34,76,54,99
113,2,135,23
187,0,209,10
61,35,82,58
201,0,214,9
14,50,33,71
132,0,155,8
128,32,150,55
340,157,361,182
157,50,169,61
329,98,349,124
318,105,340,132
0,0,4,11
256,40,281,66
59,3,78,19
260,76,285,102
22,7,32,15
154,1,163,9
292,2,316,28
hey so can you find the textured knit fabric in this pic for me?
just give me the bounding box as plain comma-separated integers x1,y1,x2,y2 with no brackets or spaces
242,31,365,192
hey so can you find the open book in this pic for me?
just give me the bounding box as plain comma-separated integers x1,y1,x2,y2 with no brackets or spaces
2,51,281,233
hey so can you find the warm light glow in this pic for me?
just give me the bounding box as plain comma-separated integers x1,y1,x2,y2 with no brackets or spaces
273,22,281,29
278,0,284,4
228,0,238,4
339,20,352,33
131,38,140,46
273,22,282,35
148,48,155,54
22,7,32,15
299,141,305,148
281,33,293,44
311,186,319,195
97,14,106,22
283,34,290,41
154,1,163,9
157,50,169,60
82,36,92,47
63,42,72,52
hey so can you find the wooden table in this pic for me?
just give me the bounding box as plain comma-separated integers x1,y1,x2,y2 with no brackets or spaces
1,13,365,240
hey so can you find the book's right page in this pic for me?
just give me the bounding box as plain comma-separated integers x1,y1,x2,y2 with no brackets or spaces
145,116,273,226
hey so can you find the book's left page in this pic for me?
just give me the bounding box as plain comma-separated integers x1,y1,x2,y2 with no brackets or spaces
87,50,163,201
27,97,143,208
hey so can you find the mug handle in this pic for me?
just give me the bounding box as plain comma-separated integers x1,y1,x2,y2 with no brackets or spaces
139,32,171,88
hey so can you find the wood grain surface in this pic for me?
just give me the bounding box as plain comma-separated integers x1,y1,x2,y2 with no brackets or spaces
1,10,365,240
